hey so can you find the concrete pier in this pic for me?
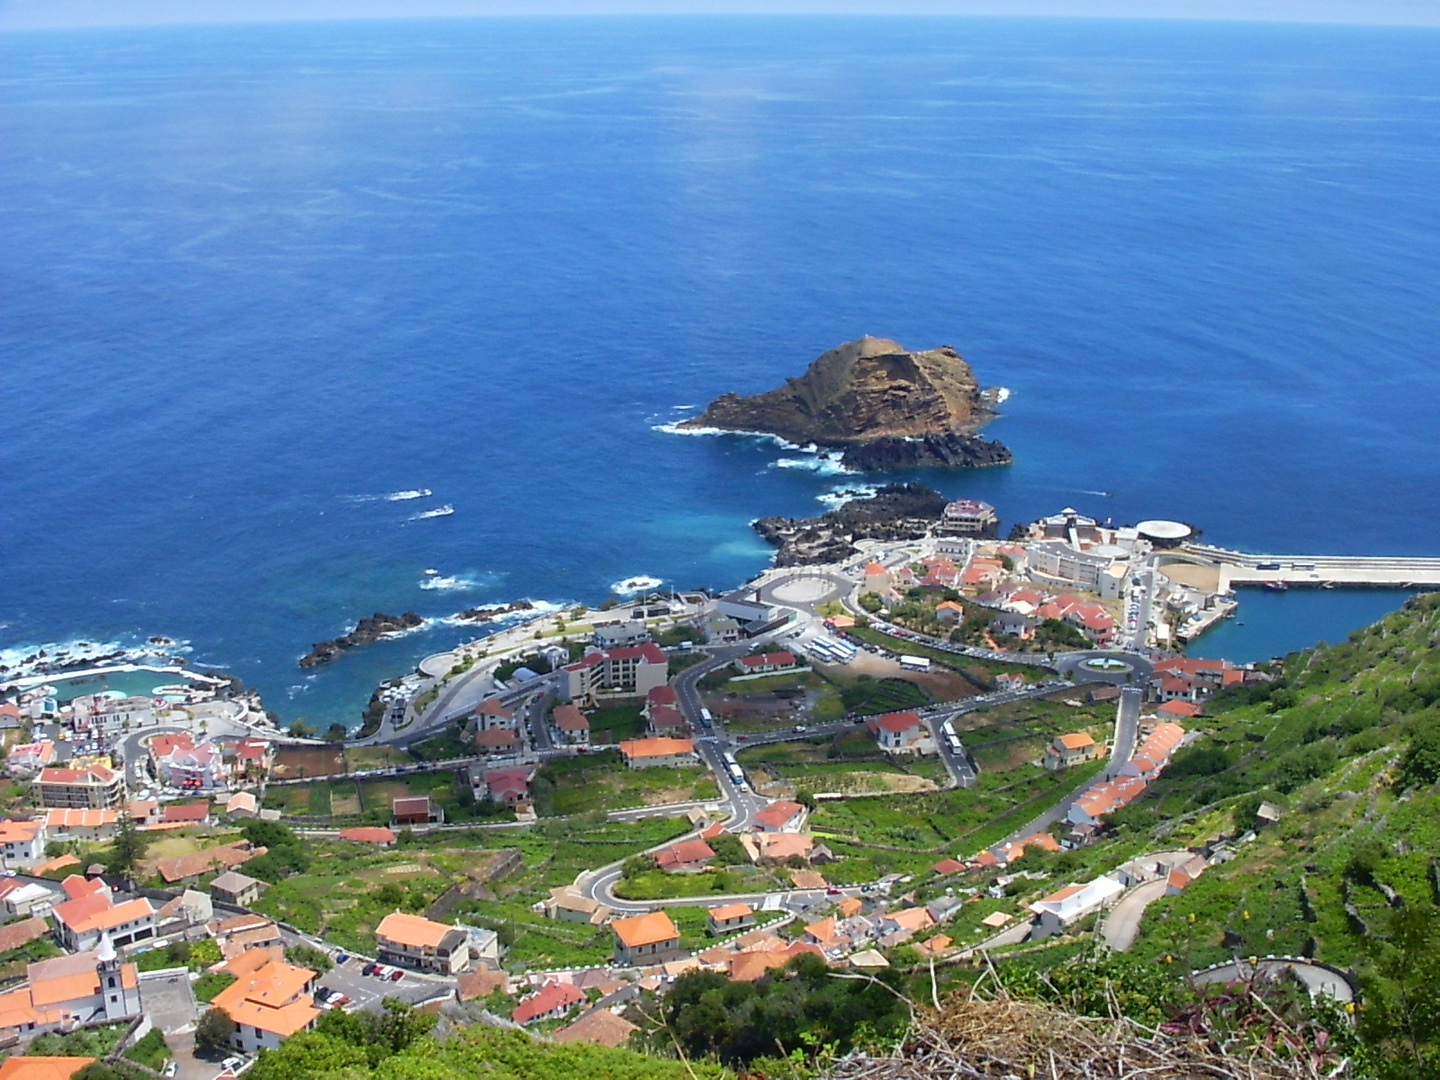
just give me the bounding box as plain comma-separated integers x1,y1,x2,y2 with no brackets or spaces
1180,544,1440,589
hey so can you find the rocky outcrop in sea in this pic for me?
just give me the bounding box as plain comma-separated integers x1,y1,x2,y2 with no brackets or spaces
683,336,1013,471
753,483,949,566
299,612,425,668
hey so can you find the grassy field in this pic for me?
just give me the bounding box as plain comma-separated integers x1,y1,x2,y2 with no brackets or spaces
252,816,693,968
738,738,943,796
530,750,720,817
847,626,1051,686
810,757,1105,857
345,745,412,769
586,704,647,745
614,864,780,901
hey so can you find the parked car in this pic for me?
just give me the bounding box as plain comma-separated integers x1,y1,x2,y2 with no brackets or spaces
388,968,404,982
362,963,379,976
221,1056,244,1073
162,1062,177,1078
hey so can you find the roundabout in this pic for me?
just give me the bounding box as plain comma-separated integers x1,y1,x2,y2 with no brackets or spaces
1082,656,1131,673
757,571,851,612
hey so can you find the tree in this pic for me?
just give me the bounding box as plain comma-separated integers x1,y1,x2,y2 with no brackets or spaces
324,722,348,742
285,943,333,972
195,1007,236,1056
1360,904,1440,1080
106,810,147,883
1398,725,1440,789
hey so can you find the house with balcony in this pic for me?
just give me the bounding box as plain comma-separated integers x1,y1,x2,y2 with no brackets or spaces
375,911,471,975
32,766,124,811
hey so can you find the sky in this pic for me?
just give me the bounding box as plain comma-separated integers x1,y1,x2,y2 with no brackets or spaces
2,0,1439,29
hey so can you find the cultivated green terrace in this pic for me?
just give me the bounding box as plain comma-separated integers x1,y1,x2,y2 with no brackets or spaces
1104,592,1440,972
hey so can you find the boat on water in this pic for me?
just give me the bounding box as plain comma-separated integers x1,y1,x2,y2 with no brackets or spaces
1262,581,1289,592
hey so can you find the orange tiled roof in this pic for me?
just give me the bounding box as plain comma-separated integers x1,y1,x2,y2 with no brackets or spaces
0,1057,97,1080
376,911,454,950
708,903,753,922
0,820,42,843
753,801,804,829
64,897,153,937
617,737,694,760
211,955,319,1038
612,911,679,949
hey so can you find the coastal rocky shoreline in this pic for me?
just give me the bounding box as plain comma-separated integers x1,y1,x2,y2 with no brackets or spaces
300,612,425,668
753,482,951,566
453,600,536,623
683,336,1013,471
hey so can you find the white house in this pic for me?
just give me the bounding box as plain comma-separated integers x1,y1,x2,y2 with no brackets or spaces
1028,876,1124,937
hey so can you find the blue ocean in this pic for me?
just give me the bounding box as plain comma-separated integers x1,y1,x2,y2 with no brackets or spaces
2,17,1438,729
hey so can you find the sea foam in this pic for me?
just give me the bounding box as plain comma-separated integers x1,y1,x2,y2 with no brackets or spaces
420,570,483,592
612,575,663,595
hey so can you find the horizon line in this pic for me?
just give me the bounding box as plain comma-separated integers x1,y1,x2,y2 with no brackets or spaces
4,5,1440,33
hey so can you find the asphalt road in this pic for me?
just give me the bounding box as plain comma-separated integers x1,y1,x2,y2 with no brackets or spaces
992,686,1143,850
1103,687,1143,780
1192,958,1356,1003
1102,878,1169,951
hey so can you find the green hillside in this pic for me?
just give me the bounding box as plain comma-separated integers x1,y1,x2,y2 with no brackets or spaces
1106,593,1440,970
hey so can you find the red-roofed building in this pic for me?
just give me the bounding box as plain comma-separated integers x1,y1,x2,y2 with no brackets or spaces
1158,699,1201,718
1152,673,1198,703
618,737,695,769
338,827,395,847
474,698,517,732
558,644,668,706
707,903,754,935
655,839,716,873
866,711,927,754
392,797,441,826
552,704,590,745
645,685,678,710
735,652,798,676
484,768,532,808
1120,723,1187,779
933,858,965,875
475,727,521,755
231,738,273,781
935,600,966,623
920,559,961,588
150,735,226,790
512,981,585,1026
645,704,687,734
752,800,807,833
160,802,211,826
6,742,56,779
